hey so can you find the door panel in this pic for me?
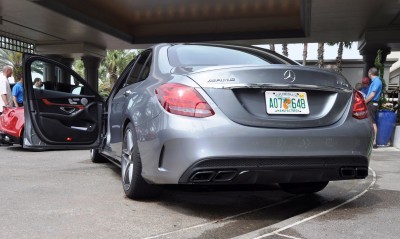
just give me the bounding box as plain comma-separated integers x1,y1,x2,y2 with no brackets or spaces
108,50,152,158
23,54,104,149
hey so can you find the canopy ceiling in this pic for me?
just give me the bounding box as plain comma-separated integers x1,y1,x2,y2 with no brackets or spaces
0,0,399,56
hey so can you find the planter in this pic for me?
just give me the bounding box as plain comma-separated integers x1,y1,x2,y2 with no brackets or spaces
394,126,400,149
376,110,397,146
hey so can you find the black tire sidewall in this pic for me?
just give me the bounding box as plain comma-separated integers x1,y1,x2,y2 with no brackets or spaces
122,122,161,199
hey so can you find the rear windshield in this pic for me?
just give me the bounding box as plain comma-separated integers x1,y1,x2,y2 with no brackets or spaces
168,45,272,67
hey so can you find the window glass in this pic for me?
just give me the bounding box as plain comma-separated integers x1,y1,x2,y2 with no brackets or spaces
168,45,271,67
138,56,152,82
124,51,151,86
30,60,92,96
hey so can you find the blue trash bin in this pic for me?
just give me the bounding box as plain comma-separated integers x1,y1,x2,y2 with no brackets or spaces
376,110,397,145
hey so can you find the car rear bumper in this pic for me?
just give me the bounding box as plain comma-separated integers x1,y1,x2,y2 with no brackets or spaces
178,156,368,184
138,111,373,185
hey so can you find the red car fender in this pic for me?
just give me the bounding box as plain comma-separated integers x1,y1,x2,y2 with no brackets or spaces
0,107,25,139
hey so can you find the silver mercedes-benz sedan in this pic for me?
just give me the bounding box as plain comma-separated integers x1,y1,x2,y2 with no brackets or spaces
23,43,373,199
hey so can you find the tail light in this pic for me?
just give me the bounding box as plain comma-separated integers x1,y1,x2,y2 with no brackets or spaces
155,83,215,118
352,91,368,119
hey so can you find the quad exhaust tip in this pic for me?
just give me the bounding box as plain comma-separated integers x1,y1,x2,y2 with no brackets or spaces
190,167,368,182
340,167,368,178
355,167,368,178
190,170,237,183
190,171,216,182
213,170,237,182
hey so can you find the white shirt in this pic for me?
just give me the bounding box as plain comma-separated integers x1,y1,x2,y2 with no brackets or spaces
0,73,13,112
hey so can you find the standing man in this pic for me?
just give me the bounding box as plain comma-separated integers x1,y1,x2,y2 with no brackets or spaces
0,66,13,114
12,76,24,107
365,67,383,149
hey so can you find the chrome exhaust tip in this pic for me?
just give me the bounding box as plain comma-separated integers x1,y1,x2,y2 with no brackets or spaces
190,171,215,182
355,167,368,178
213,170,237,182
340,167,356,178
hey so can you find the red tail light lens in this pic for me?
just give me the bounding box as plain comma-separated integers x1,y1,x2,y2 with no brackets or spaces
155,83,215,118
352,91,368,119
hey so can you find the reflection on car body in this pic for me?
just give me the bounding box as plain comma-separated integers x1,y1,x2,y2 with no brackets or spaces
22,43,373,200
0,106,24,145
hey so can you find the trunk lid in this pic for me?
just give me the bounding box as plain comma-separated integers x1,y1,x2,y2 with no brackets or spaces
186,65,353,128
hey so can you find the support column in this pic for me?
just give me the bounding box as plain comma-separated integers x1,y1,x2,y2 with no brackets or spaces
60,57,74,68
81,56,101,92
60,57,74,84
359,48,391,77
361,51,376,77
44,54,63,83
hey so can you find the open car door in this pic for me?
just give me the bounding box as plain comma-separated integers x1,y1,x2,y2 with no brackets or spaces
23,54,105,150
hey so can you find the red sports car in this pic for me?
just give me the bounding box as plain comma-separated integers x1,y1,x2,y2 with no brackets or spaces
0,106,24,145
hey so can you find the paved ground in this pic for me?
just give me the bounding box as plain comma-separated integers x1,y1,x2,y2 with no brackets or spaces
236,147,400,239
0,145,399,239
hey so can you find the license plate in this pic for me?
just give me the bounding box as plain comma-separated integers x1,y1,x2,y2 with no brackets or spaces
265,91,310,114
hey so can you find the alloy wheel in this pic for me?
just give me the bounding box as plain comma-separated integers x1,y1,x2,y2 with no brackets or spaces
122,127,135,191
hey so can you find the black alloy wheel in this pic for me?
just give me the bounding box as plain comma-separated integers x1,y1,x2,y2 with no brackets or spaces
121,122,161,199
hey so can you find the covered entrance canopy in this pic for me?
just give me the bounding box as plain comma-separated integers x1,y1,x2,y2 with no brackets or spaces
0,0,399,53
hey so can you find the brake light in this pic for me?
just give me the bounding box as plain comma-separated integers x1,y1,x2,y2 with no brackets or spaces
155,83,215,118
352,91,368,119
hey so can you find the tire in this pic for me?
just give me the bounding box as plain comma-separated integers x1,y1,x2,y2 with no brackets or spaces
121,122,161,199
279,181,329,194
20,129,24,147
90,148,108,163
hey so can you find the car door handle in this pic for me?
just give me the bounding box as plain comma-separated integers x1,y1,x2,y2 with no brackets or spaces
60,107,76,114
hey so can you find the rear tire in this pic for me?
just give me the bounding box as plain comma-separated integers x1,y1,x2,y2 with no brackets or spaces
90,149,108,163
121,122,161,199
279,181,329,194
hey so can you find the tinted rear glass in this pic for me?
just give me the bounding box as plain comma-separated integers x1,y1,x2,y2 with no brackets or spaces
168,45,271,67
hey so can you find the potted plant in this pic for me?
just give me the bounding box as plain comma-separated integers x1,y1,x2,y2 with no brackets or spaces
374,49,399,146
391,87,400,149
376,92,399,146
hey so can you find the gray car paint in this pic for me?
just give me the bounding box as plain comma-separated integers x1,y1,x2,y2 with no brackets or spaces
99,44,371,184
24,43,373,186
